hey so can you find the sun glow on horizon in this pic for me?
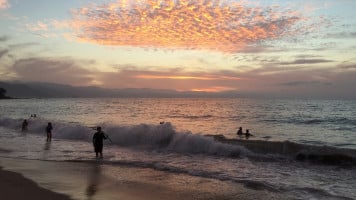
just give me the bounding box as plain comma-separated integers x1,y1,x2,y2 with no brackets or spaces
190,86,236,92
134,74,241,80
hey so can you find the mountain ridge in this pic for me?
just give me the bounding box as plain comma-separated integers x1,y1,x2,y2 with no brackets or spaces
0,81,243,98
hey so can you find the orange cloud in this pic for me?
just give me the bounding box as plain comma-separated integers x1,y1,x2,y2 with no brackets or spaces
191,86,235,92
0,0,10,9
135,74,241,80
26,21,48,32
70,0,303,53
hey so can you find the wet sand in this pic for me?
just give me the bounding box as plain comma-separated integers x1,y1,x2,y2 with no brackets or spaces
0,157,290,200
0,167,72,200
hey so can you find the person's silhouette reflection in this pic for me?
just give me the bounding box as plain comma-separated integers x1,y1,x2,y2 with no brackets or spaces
43,141,51,151
86,163,102,200
41,141,52,160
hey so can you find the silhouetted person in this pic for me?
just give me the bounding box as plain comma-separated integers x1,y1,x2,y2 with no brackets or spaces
46,122,53,142
245,129,253,139
236,127,243,136
93,127,107,158
22,119,28,131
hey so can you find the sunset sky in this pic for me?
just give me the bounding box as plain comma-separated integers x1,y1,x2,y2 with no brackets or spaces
0,0,356,98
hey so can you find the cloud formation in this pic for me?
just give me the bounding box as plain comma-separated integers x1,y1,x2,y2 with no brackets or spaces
12,57,97,86
0,35,9,42
280,81,332,87
0,49,9,59
0,0,10,9
95,67,242,92
70,0,304,53
278,59,334,65
3,55,356,98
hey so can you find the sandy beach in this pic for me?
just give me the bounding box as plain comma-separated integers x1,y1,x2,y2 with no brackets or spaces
0,167,72,200
0,157,289,200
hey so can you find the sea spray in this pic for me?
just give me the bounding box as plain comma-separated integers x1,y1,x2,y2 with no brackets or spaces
103,122,248,157
105,122,176,147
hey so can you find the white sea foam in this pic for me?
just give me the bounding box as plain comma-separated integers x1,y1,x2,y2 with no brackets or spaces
1,117,356,164
0,117,249,157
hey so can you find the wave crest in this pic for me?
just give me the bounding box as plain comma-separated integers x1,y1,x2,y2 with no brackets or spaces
0,117,248,157
212,136,356,165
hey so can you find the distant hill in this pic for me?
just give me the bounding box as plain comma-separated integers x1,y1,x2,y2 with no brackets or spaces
0,87,12,99
0,81,243,98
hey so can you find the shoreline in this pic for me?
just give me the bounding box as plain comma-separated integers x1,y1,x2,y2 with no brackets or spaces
0,166,73,200
0,157,290,200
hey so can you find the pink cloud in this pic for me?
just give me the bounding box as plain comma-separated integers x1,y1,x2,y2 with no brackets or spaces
68,0,305,53
26,21,48,32
0,0,10,9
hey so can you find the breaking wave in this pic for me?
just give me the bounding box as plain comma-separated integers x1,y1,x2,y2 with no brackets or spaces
1,117,355,165
212,135,356,165
0,117,248,157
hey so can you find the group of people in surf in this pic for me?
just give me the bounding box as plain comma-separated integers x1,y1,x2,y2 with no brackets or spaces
236,127,253,139
21,114,252,158
21,115,108,158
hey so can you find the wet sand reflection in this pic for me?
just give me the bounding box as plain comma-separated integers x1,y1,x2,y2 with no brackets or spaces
86,163,102,200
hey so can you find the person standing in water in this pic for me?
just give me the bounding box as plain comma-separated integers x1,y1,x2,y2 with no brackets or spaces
92,127,107,158
22,119,28,131
236,127,243,136
46,122,53,142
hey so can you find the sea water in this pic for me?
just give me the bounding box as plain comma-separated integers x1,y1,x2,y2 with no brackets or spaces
0,98,355,199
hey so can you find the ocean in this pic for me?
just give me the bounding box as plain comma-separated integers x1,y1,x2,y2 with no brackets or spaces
0,98,355,199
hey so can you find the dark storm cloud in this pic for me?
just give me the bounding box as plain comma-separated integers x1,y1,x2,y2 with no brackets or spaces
12,57,97,86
